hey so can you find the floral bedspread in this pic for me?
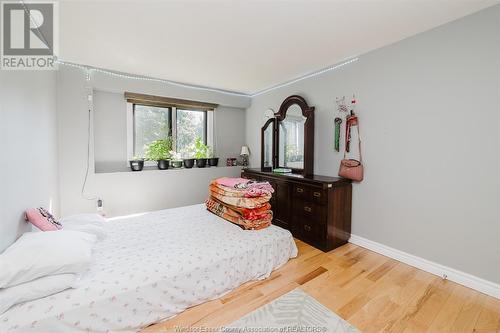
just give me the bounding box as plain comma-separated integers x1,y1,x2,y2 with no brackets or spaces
0,204,297,333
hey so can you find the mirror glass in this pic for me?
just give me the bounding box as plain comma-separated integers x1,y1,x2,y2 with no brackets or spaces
263,123,273,168
278,104,306,169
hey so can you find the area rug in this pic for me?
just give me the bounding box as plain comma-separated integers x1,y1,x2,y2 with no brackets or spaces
223,288,361,333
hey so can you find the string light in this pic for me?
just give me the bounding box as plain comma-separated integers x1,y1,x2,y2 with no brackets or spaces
251,57,359,97
54,59,250,97
55,57,359,98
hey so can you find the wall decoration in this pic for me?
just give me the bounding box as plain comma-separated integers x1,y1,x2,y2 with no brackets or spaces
334,117,342,152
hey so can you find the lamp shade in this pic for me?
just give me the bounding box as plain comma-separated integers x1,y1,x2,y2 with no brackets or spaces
240,145,250,156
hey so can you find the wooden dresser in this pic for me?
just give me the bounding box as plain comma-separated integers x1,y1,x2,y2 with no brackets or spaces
241,168,352,252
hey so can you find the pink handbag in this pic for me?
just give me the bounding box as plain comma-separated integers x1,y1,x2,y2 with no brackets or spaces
339,158,363,182
339,117,363,182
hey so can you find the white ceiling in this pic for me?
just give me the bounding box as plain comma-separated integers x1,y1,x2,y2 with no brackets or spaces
58,0,499,94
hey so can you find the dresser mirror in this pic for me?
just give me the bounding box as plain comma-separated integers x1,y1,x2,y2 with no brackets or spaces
278,104,306,170
274,95,315,175
260,95,315,175
261,118,275,171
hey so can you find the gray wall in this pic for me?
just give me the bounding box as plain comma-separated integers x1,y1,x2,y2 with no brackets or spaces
0,71,59,252
214,106,247,162
93,90,127,168
93,90,246,172
57,66,249,216
246,6,500,284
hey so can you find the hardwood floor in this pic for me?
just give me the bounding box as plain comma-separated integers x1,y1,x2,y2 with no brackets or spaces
142,240,500,333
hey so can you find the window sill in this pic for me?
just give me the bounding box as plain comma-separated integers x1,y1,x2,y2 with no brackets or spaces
94,164,242,175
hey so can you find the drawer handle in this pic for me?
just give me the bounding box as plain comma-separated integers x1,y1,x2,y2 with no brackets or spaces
296,188,304,193
304,206,312,212
304,225,311,232
313,192,321,197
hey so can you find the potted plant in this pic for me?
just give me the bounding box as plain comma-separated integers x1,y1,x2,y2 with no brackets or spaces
207,147,219,167
144,138,172,170
170,151,183,169
182,145,196,168
183,157,195,169
129,156,144,171
194,137,210,168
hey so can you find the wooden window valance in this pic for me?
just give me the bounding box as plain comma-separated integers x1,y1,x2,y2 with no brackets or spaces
124,92,218,111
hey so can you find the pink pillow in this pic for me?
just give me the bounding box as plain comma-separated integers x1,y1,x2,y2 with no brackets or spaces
25,208,61,231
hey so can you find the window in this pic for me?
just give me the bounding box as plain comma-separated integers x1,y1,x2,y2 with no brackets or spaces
176,109,207,155
133,104,172,157
127,104,213,163
125,92,217,163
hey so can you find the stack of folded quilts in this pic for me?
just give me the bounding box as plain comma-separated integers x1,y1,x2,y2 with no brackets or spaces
206,177,274,230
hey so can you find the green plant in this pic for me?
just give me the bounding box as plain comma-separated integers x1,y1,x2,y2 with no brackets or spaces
207,146,215,158
144,138,172,161
193,137,210,159
130,155,144,161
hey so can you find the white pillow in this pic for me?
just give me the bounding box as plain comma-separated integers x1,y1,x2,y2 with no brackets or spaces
60,213,106,226
0,230,97,288
0,274,77,314
64,224,107,240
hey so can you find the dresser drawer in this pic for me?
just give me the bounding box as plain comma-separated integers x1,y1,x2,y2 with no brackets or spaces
311,189,327,205
293,200,326,224
292,185,327,205
294,216,326,246
292,185,310,200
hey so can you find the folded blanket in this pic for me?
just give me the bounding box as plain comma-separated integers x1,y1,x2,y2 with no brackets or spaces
213,178,274,197
209,189,271,209
209,184,273,202
216,177,250,188
205,197,272,230
209,196,272,221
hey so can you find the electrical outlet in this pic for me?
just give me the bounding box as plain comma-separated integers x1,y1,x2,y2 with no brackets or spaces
96,198,103,212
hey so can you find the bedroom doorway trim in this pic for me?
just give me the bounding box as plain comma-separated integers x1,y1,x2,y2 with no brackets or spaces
349,234,500,299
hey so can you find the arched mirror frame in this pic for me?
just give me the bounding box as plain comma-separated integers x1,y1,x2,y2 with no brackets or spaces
260,118,276,172
275,95,315,175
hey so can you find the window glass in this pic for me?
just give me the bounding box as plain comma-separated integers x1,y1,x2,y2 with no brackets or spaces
176,109,207,155
134,104,171,157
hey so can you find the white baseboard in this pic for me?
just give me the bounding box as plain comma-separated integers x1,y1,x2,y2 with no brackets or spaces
349,234,500,299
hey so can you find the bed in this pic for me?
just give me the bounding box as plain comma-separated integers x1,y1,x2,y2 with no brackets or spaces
0,204,297,333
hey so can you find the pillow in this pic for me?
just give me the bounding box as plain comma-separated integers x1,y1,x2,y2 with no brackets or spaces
25,208,62,231
64,224,107,241
60,213,106,227
0,230,97,288
0,274,77,315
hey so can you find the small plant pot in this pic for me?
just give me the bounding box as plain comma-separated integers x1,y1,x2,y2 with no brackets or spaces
171,160,183,169
157,159,170,170
183,158,195,169
208,157,219,167
195,158,207,168
129,160,144,171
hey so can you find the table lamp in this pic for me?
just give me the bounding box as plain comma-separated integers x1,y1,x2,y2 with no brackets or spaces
240,146,250,166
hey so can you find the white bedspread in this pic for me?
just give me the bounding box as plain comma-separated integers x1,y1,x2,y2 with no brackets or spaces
0,204,297,333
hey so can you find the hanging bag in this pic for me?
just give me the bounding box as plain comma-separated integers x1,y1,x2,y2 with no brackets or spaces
339,116,364,182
